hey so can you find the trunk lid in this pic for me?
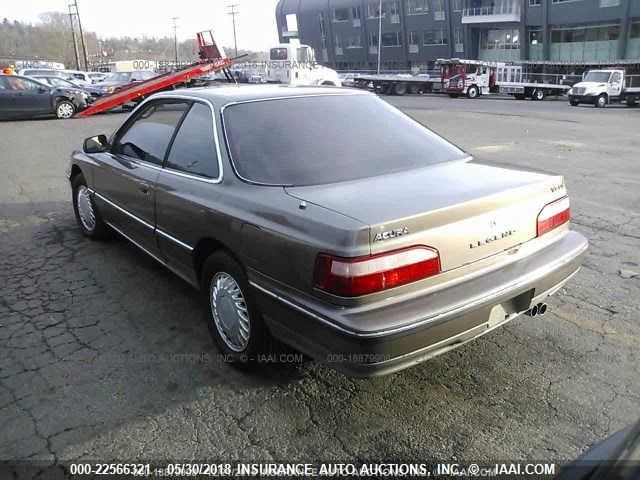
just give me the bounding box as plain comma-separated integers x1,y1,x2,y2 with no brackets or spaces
285,161,567,272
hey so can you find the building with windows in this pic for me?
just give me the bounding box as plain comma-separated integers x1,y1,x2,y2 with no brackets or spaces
275,0,640,70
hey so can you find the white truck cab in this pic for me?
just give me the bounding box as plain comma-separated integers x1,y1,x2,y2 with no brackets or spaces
266,42,341,87
569,69,639,108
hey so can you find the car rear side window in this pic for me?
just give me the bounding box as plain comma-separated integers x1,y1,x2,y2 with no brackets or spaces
113,101,189,165
166,102,219,179
223,94,467,186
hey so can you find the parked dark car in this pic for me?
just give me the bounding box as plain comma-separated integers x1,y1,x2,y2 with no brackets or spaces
68,86,588,376
30,75,102,101
94,70,158,95
0,74,88,119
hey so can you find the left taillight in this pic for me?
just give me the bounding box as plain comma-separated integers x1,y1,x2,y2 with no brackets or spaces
537,196,570,237
313,246,441,297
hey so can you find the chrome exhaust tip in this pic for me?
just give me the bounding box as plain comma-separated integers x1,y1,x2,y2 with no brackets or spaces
527,304,539,317
537,302,548,316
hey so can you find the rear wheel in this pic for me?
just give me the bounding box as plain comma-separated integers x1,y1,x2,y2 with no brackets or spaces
626,97,638,107
202,251,271,365
466,85,479,99
393,82,408,96
569,99,579,106
71,174,110,239
532,89,545,101
595,94,607,108
55,100,75,119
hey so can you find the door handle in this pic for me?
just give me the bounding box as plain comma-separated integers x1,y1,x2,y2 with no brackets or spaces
138,183,150,195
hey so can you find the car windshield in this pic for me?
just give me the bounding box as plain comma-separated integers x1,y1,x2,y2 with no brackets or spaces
104,72,131,82
584,71,612,83
223,94,467,186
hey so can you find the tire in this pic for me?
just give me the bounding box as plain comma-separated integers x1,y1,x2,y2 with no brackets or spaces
393,82,407,96
595,94,607,108
626,97,638,107
532,89,545,101
466,85,479,99
71,174,111,239
55,100,75,119
202,251,271,365
569,99,579,106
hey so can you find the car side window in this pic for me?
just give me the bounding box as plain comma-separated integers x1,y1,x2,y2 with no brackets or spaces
112,101,189,165
166,102,219,179
0,77,9,90
6,77,42,91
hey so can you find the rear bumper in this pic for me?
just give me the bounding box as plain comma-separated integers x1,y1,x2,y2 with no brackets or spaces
250,230,588,377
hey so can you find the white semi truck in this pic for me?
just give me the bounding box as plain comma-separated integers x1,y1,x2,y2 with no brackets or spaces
568,69,640,107
266,43,342,87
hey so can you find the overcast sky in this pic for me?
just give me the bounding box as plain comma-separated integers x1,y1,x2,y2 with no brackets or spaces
3,0,280,51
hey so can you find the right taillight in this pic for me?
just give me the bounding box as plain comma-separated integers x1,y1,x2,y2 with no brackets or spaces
537,196,570,236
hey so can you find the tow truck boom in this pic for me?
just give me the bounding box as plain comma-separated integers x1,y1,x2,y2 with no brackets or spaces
76,31,232,117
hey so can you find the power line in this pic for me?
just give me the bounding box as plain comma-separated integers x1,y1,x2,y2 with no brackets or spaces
227,3,239,58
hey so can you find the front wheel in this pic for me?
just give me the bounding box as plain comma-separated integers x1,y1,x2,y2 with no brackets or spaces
71,174,111,239
56,100,75,119
466,85,479,99
202,251,271,365
595,94,607,108
569,99,579,106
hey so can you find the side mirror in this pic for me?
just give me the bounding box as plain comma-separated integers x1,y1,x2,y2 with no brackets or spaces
83,134,110,154
38,86,48,93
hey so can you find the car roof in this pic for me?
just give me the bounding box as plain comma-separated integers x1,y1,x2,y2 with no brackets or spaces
155,84,370,105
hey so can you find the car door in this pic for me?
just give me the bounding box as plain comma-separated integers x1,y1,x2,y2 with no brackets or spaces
93,99,190,256
7,77,51,114
608,71,623,98
154,100,222,283
0,76,15,116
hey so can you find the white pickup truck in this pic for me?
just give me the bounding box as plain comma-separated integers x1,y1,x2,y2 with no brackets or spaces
568,69,640,108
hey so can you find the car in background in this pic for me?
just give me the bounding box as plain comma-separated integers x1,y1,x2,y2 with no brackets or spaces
88,72,107,83
0,74,87,119
17,68,66,78
68,86,588,376
93,70,158,95
31,75,103,100
62,70,108,85
339,73,356,88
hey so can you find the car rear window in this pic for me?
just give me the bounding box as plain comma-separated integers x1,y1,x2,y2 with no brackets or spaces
223,94,467,186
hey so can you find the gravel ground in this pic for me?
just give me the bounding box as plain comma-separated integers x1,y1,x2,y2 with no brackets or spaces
1,94,638,473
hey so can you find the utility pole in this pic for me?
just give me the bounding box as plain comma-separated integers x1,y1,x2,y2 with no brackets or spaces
376,0,382,74
70,0,89,70
227,4,239,58
68,4,81,70
172,17,179,67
